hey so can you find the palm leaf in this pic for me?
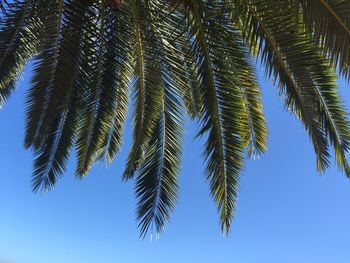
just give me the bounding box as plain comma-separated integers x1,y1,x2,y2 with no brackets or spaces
234,0,336,171
0,0,42,107
136,75,183,238
156,5,203,119
97,5,134,164
31,0,90,192
0,0,350,238
75,1,115,175
239,62,268,158
123,0,163,180
25,0,65,149
301,0,350,79
184,0,251,233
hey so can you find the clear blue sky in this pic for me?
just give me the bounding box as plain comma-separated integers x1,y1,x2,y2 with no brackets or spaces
1,65,350,263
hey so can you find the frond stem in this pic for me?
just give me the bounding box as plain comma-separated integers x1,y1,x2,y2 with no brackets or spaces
318,0,350,37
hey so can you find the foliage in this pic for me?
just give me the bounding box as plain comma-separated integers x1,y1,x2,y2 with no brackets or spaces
1,0,350,237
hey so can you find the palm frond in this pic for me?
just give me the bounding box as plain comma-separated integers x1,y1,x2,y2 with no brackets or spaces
234,0,336,171
184,1,250,233
31,0,90,192
136,67,183,238
239,63,268,158
309,60,350,176
123,0,163,180
25,0,65,149
301,0,350,79
75,1,114,176
156,5,203,120
97,6,134,164
0,0,41,107
1,0,350,238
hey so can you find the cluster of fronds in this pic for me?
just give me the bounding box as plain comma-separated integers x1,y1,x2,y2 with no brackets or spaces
0,0,350,237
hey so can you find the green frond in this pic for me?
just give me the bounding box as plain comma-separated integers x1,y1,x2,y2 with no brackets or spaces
184,1,248,234
25,0,65,149
1,0,350,238
178,55,203,119
301,0,350,79
309,61,350,176
123,0,163,180
0,1,31,66
31,0,91,191
234,0,333,172
32,92,79,192
156,6,203,119
239,64,268,158
136,71,183,238
75,0,111,176
97,6,134,164
0,0,41,107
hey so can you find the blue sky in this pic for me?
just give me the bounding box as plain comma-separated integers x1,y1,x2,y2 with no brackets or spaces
1,66,350,263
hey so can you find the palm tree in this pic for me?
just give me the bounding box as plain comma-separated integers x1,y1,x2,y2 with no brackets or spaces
1,0,350,237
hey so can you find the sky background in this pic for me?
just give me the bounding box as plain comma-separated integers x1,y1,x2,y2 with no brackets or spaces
1,65,350,263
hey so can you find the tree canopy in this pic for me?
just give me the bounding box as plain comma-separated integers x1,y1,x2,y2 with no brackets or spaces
1,0,350,237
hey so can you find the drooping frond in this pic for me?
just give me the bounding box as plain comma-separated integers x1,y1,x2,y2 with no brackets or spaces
96,5,134,164
31,0,90,192
76,1,114,175
0,0,42,107
309,61,350,176
136,73,183,238
1,0,350,238
239,62,268,158
183,1,257,233
178,49,203,119
123,0,163,180
300,0,350,79
156,5,203,120
232,0,350,173
25,0,65,149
